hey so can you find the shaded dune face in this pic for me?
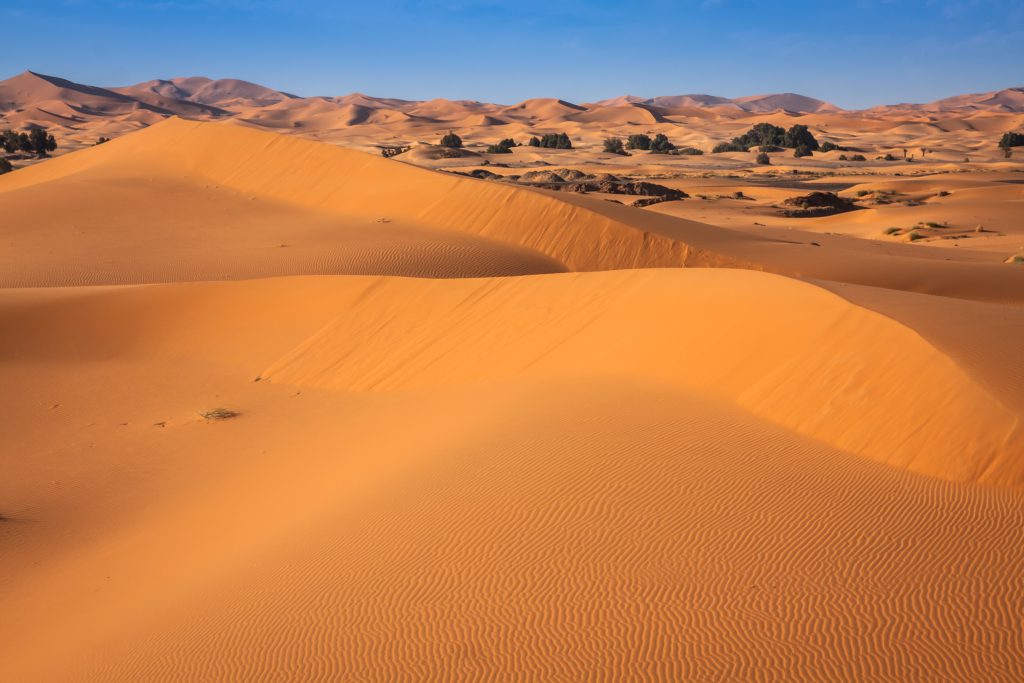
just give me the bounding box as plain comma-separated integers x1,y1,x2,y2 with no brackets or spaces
1,117,1023,682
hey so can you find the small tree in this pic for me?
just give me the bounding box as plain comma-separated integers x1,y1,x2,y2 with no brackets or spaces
999,132,1024,148
626,134,651,150
756,152,771,165
556,132,572,149
527,136,541,147
603,137,626,155
486,138,516,154
28,128,56,156
439,131,463,148
819,141,842,153
793,144,812,158
783,124,818,151
712,141,746,153
649,133,675,154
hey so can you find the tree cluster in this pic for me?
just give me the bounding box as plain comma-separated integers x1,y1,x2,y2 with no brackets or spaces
625,134,651,150
2,127,57,156
485,138,517,154
713,123,820,154
999,132,1024,148
649,133,675,154
528,133,573,149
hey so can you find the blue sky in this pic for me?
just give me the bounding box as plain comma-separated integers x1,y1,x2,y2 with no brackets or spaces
1,0,1021,108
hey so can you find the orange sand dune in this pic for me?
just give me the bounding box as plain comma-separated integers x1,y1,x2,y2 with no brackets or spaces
2,270,1023,681
3,102,1024,682
3,117,1021,302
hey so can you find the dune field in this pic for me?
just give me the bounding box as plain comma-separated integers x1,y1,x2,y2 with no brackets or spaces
2,71,1024,681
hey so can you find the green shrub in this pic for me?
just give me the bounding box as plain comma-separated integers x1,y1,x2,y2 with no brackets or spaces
712,141,746,153
440,131,463,148
531,132,573,149
732,123,785,150
675,147,704,155
603,137,626,155
850,154,866,161
755,152,771,165
793,144,813,158
626,134,651,150
486,138,516,154
783,124,819,151
998,131,1024,148
820,141,843,152
838,154,848,161
649,133,675,154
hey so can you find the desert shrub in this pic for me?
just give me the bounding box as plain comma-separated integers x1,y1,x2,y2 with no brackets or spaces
439,131,463,148
675,147,704,155
755,152,771,165
732,123,785,150
0,157,11,174
838,154,848,160
486,138,516,154
532,132,573,149
626,134,651,150
649,133,675,154
998,131,1024,148
819,141,843,152
438,146,463,158
603,137,626,155
26,127,56,156
850,154,866,161
95,136,110,145
527,136,540,147
793,144,813,158
882,227,901,235
784,125,819,151
1,129,33,153
883,153,898,161
200,408,238,420
712,141,746,153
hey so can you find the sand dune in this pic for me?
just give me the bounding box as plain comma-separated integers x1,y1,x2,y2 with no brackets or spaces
2,93,1024,682
1,270,1023,680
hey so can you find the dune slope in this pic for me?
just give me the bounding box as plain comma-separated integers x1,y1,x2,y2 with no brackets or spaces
1,269,1023,681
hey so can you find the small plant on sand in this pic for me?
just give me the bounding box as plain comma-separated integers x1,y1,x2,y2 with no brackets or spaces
850,154,866,161
882,226,902,235
883,153,898,161
0,157,11,175
905,230,925,242
819,141,843,153
793,144,813,158
439,131,463,148
838,154,848,161
755,152,771,165
674,147,704,155
200,408,239,421
602,137,626,155
95,136,110,145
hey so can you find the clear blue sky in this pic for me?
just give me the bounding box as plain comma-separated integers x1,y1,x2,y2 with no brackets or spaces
2,0,1021,108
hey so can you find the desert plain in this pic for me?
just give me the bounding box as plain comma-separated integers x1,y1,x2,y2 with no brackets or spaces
1,70,1024,681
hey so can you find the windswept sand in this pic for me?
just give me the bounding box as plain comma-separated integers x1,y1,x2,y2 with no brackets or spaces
1,116,1023,681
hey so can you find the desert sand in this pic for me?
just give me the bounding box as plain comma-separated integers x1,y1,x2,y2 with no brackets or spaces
2,72,1024,681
